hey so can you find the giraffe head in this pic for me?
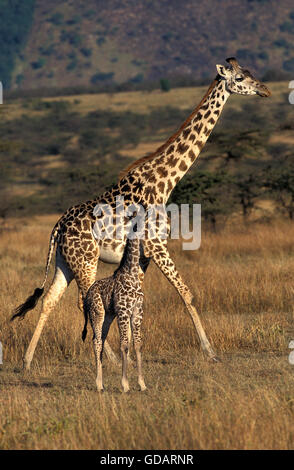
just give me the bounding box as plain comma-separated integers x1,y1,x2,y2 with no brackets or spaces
216,57,271,97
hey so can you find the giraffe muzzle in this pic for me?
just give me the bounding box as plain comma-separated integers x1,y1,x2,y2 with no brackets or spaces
256,83,271,97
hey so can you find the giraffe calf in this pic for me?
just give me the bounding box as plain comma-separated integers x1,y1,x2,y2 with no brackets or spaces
83,237,146,393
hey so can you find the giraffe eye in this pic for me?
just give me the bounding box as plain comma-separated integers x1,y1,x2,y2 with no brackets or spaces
236,76,244,82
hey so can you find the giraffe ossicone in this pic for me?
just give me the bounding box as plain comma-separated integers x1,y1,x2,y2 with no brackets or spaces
11,57,271,371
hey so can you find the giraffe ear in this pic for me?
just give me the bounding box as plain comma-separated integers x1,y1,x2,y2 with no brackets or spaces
216,64,228,78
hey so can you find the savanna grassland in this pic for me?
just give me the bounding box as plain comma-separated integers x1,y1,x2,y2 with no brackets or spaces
1,81,294,450
0,215,294,450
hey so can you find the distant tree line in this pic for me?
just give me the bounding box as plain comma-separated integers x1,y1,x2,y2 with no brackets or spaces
169,164,294,230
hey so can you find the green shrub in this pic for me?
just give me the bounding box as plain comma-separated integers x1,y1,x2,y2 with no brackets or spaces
31,58,46,69
160,78,171,92
283,58,294,72
273,38,289,48
67,60,78,71
90,72,114,84
280,21,294,33
49,12,63,25
80,47,92,57
96,37,106,46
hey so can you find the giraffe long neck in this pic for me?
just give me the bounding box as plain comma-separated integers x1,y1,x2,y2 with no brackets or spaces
131,77,231,205
115,237,141,275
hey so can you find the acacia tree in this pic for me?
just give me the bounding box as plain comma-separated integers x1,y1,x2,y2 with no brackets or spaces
169,171,236,231
264,165,294,220
234,173,260,220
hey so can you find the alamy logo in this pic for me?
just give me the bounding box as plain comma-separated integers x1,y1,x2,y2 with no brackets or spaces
289,340,294,365
92,197,202,251
0,82,2,105
289,81,294,105
0,341,3,365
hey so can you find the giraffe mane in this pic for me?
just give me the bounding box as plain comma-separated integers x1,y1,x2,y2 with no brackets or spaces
118,77,219,181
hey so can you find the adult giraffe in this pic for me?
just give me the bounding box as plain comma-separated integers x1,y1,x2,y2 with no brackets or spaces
12,58,270,370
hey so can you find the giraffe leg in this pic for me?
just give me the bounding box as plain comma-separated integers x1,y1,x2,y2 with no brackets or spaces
149,242,219,362
118,313,131,393
126,321,134,367
77,289,83,312
131,299,146,391
23,250,74,370
88,299,106,392
75,265,121,367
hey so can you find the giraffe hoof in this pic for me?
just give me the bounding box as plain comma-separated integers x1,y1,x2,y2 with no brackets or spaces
23,360,31,371
209,355,222,363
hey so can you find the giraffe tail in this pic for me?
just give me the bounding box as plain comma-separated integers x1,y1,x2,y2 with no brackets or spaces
81,301,88,342
10,221,60,321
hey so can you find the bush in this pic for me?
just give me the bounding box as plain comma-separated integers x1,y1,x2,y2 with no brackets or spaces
273,38,289,48
90,72,114,84
67,60,78,71
49,12,64,25
31,58,46,69
67,15,82,25
160,78,171,92
236,48,255,61
283,58,294,72
80,47,92,57
280,21,294,33
60,30,82,47
96,37,106,46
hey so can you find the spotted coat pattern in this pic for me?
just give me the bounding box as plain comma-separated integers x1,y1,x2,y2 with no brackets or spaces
83,238,146,392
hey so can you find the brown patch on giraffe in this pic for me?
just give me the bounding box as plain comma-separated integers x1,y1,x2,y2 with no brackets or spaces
141,170,155,183
182,127,191,139
194,122,203,134
158,181,165,193
157,166,168,178
188,149,196,162
145,186,156,200
177,142,189,154
82,232,94,240
178,161,188,172
68,227,80,238
166,154,179,168
195,141,204,150
166,144,175,155
167,179,173,193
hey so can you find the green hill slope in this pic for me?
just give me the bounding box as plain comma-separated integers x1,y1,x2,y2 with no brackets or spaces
2,0,294,91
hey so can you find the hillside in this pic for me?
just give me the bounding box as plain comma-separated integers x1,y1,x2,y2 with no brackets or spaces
2,0,294,91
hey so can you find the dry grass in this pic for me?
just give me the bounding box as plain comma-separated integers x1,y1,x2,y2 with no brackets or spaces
0,215,294,449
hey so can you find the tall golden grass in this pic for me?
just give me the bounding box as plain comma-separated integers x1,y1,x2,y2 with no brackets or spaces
0,215,294,449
